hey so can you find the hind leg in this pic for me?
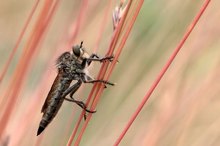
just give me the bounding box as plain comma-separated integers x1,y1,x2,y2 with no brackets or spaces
62,80,95,114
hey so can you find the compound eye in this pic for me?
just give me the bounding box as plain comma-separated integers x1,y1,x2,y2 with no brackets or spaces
72,45,81,57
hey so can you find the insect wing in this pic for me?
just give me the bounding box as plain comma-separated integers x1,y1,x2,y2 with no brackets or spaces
41,73,61,113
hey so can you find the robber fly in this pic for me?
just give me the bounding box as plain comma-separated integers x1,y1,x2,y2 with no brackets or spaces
37,42,114,136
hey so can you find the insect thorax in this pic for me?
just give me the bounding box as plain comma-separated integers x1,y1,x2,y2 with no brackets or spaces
56,52,83,78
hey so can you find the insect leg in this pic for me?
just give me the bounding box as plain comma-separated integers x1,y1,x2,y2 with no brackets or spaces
86,55,114,63
64,97,95,113
62,80,82,98
81,54,102,68
87,54,100,66
64,97,95,120
83,79,115,86
82,75,115,86
62,80,95,113
81,55,114,69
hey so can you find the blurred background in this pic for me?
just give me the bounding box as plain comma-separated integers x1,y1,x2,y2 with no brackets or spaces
0,0,220,146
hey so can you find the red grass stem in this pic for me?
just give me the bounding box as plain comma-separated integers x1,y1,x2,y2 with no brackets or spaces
68,0,88,46
0,0,57,138
0,0,40,84
67,1,131,145
93,1,113,53
72,0,145,145
113,0,211,145
9,1,61,145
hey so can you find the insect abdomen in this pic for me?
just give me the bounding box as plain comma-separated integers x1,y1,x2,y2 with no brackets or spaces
37,73,71,136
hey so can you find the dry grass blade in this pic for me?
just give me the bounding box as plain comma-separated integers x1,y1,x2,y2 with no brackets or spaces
113,0,211,145
0,0,40,85
0,0,58,140
64,0,145,145
66,1,114,145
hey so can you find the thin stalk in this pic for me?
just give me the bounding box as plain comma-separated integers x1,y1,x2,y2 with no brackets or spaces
0,0,40,85
67,0,89,46
113,0,211,145
0,0,56,138
73,0,143,145
9,1,61,145
66,1,117,145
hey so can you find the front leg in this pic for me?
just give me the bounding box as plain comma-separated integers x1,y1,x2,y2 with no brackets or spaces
87,54,99,66
87,55,114,64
